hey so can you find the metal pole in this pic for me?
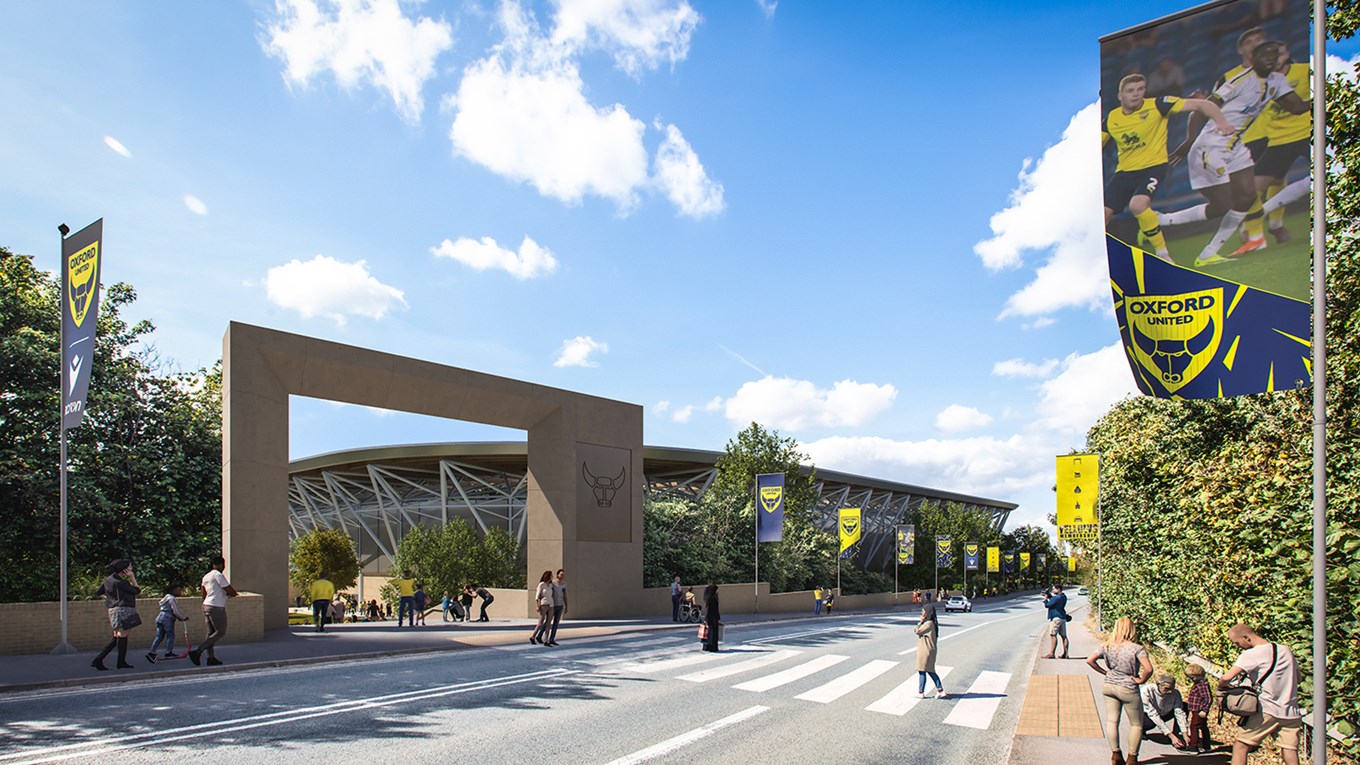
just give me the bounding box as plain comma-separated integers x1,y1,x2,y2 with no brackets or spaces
754,518,759,615
1311,1,1328,760
52,224,75,655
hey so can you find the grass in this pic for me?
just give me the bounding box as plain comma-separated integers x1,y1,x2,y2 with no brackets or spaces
1156,207,1312,302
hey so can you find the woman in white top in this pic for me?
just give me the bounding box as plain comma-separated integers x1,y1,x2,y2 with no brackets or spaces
530,571,554,646
1087,616,1154,765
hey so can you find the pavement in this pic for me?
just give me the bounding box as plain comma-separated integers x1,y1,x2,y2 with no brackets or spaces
1008,601,1232,765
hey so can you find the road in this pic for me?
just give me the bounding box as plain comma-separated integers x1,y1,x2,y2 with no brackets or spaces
0,595,1070,764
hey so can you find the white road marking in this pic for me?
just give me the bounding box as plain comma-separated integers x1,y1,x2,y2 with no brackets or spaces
897,611,1031,655
941,670,1012,729
795,659,898,703
615,652,729,674
677,649,801,683
733,654,849,692
864,665,954,716
602,705,770,765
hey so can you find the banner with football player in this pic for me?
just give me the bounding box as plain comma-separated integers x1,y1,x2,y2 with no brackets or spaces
756,473,784,542
1099,1,1311,398
987,546,1000,573
897,524,915,565
964,543,980,571
838,508,861,553
935,536,952,569
61,219,104,430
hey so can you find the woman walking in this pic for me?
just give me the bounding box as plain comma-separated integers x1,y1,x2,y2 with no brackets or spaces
701,582,721,652
914,602,946,698
1086,616,1154,765
530,571,554,645
91,558,142,671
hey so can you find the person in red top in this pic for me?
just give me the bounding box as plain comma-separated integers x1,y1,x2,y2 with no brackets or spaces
1185,663,1213,753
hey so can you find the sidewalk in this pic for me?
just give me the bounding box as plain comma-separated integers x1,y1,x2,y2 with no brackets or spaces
0,594,1011,694
1009,603,1230,765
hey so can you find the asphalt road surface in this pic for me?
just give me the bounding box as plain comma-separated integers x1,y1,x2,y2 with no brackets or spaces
0,596,1066,764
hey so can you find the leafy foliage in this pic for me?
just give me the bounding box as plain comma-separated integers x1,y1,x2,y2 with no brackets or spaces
390,520,525,603
289,528,360,593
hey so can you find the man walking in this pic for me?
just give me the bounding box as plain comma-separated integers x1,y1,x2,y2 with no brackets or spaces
393,570,415,627
191,555,237,666
1041,584,1069,659
546,569,567,646
670,576,682,622
1219,624,1302,765
310,572,334,633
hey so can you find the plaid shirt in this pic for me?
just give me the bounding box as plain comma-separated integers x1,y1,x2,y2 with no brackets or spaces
1188,677,1213,714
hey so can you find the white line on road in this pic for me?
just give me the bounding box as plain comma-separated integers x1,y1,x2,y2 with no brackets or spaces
795,659,897,703
941,670,1011,729
602,705,770,765
732,654,849,692
897,611,1032,655
677,649,801,683
864,665,954,716
616,651,730,674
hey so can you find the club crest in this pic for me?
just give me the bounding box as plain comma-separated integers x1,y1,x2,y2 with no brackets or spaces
1124,288,1223,394
67,241,99,328
759,485,783,513
840,516,860,537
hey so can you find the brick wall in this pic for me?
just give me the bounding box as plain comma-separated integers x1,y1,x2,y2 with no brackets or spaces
0,594,264,656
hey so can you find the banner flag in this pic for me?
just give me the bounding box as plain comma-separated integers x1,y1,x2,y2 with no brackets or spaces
964,543,980,571
1038,553,1047,571
1099,2,1311,399
987,546,1000,573
838,508,861,553
1021,552,1032,571
756,473,785,542
897,524,915,565
1056,454,1100,527
935,536,952,569
61,219,104,430
1068,556,1077,573
1002,550,1016,574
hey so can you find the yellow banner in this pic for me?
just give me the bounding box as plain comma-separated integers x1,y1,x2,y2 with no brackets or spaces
987,546,1000,573
1056,454,1099,526
1067,556,1077,573
1058,523,1099,542
838,507,861,553
1020,552,1031,570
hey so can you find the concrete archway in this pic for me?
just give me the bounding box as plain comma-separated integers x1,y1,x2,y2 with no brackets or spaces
222,322,643,630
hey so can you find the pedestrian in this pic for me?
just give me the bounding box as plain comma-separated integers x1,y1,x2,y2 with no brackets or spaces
190,555,238,667
460,585,475,622
546,569,567,646
330,592,347,625
367,599,381,622
701,582,721,652
813,586,823,615
1042,583,1070,659
913,588,920,604
310,571,335,632
824,588,836,613
1218,623,1302,765
91,558,142,671
1086,616,1153,765
146,584,188,662
670,576,682,622
413,584,428,626
530,571,554,645
1140,673,1190,750
1184,663,1213,752
914,602,946,698
393,570,416,627
474,584,494,621
442,592,452,622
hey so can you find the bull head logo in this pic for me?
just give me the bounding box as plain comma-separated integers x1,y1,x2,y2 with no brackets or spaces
1124,288,1223,394
582,462,626,508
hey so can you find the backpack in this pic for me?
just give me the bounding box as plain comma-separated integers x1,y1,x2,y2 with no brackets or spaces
1220,643,1277,721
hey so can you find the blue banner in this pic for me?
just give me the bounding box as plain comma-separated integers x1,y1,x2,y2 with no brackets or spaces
935,536,952,569
756,473,784,542
61,219,104,430
1002,550,1016,574
964,543,980,571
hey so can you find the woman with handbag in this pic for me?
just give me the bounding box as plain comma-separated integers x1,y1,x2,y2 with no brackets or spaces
914,603,946,698
701,582,720,652
91,558,142,671
1086,616,1154,765
529,571,553,645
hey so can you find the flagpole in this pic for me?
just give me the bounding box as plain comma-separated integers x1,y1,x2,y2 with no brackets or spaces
754,513,759,615
1310,1,1328,760
52,223,75,655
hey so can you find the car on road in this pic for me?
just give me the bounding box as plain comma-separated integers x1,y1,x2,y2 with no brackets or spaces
943,596,972,613
1077,587,1089,595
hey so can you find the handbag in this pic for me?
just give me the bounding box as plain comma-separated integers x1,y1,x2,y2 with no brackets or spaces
1221,643,1277,719
697,623,709,641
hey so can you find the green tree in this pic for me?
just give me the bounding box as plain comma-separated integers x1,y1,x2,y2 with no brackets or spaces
391,520,524,599
289,528,360,593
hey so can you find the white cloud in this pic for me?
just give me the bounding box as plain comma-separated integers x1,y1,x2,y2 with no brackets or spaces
551,0,700,77
431,235,558,279
102,135,132,158
1325,53,1360,82
754,0,777,19
1033,343,1139,436
263,0,454,123
1023,317,1057,330
974,102,1108,319
654,123,725,218
724,376,896,432
553,335,608,367
671,404,695,423
264,254,407,325
993,358,1059,379
654,400,670,412
704,395,723,412
449,53,649,209
934,404,993,434
183,195,208,215
803,433,1051,501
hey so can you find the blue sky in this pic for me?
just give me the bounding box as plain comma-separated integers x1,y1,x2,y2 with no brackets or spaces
4,1,1355,537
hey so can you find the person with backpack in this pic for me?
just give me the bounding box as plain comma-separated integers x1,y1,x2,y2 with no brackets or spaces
1218,623,1301,765
1041,584,1070,659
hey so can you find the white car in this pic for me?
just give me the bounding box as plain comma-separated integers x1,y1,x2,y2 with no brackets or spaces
1078,587,1089,596
943,596,972,613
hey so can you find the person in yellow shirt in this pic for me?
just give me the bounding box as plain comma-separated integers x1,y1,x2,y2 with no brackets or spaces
1251,42,1310,244
394,570,416,627
309,572,335,633
813,587,824,615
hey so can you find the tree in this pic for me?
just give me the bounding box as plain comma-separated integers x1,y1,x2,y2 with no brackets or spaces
391,520,525,601
289,528,359,593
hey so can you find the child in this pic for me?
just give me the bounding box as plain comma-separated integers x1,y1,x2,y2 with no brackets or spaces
1185,662,1213,752
413,584,428,626
146,585,188,662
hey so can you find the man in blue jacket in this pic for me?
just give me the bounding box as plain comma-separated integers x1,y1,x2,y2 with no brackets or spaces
1041,584,1069,659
